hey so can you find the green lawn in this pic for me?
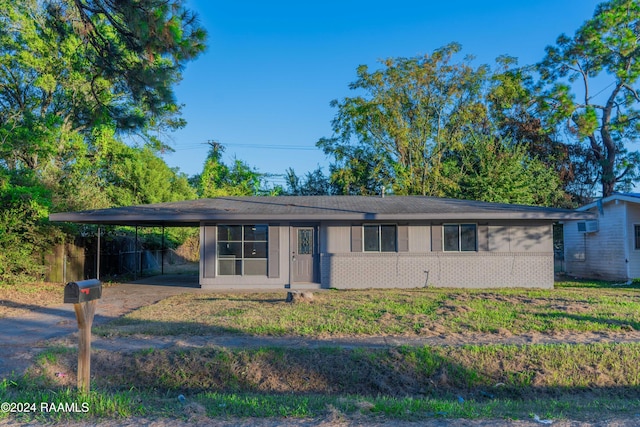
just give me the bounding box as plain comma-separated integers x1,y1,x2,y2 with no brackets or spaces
4,280,640,425
96,282,640,338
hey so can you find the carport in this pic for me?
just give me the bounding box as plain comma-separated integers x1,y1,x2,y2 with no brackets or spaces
50,201,203,284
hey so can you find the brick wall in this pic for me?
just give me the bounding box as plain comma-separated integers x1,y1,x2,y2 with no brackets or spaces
321,252,553,289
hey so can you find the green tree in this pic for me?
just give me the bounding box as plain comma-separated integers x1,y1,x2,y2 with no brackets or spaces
0,0,206,186
487,57,582,205
0,168,62,283
452,133,567,206
319,43,492,196
317,140,394,195
538,0,640,197
284,166,333,195
198,143,262,197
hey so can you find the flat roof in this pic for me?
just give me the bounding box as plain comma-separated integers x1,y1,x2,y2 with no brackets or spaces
49,196,596,226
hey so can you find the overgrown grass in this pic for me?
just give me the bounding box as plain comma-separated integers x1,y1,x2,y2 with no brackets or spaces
0,377,146,422
5,342,640,423
96,285,640,338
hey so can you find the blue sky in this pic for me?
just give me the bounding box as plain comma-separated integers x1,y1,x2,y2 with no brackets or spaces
163,0,602,187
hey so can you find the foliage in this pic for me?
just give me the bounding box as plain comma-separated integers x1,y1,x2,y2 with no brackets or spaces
198,143,263,197
319,45,571,205
487,57,588,206
320,43,492,196
0,0,206,174
537,0,640,197
0,0,206,283
451,133,567,206
0,169,62,283
284,166,334,195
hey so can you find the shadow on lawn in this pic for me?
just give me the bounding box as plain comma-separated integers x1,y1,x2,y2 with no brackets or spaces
202,296,285,304
537,312,640,332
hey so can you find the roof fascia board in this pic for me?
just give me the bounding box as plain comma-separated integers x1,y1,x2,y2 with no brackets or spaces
578,194,640,211
50,211,596,225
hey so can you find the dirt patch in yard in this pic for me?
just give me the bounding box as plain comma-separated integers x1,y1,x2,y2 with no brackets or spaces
0,282,67,318
3,283,640,426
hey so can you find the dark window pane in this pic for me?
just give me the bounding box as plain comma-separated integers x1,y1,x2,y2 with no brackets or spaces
244,225,268,241
217,242,242,258
443,225,459,251
244,242,267,258
380,225,397,252
460,224,477,251
218,260,242,275
636,225,640,250
218,225,241,241
363,225,380,252
244,260,267,275
297,229,314,254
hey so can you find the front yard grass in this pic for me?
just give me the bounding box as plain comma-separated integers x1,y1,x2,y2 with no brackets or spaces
95,282,640,338
4,342,640,424
3,279,640,424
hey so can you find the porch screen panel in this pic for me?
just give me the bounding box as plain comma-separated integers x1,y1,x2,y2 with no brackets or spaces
217,225,268,276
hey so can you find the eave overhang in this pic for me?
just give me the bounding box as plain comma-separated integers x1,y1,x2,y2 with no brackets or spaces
49,196,596,226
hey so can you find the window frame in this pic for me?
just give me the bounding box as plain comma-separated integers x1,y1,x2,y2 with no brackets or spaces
634,224,640,251
363,224,397,252
443,223,478,252
217,224,269,276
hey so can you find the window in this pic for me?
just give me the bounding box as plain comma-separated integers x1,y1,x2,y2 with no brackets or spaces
217,225,268,275
443,224,477,252
363,224,397,252
635,225,640,250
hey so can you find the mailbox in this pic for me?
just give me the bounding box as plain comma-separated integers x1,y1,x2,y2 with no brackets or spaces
64,279,102,304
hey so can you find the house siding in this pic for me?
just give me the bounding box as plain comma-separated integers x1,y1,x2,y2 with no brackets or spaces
320,252,552,289
199,220,555,289
321,221,553,289
564,202,628,280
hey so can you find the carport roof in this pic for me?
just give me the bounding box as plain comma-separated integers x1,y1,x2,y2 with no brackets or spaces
49,196,595,226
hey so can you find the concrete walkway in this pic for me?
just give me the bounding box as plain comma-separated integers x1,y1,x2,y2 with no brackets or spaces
0,275,201,378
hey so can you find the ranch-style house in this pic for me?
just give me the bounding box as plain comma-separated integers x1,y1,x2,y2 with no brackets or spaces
50,196,594,289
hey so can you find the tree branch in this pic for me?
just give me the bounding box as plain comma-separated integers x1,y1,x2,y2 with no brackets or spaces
622,83,640,102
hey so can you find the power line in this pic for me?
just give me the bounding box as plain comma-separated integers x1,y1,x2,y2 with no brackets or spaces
170,142,321,152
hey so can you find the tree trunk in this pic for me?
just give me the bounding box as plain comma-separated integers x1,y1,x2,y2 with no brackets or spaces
600,125,617,198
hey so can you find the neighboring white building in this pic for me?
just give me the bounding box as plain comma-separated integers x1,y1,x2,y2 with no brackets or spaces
563,193,640,281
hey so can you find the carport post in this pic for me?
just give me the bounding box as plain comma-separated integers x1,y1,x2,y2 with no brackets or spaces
134,226,138,280
161,226,165,275
96,227,101,280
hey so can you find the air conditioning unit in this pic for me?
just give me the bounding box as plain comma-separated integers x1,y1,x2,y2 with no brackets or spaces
577,220,599,233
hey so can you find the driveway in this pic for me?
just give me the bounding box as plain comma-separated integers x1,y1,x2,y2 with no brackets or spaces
0,275,201,378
